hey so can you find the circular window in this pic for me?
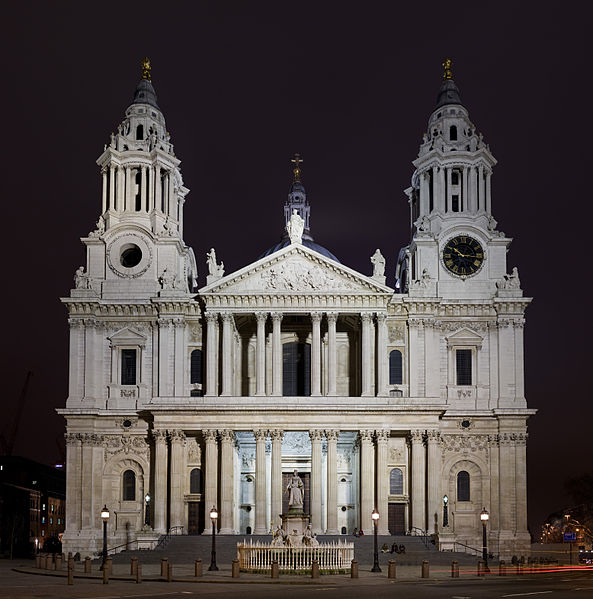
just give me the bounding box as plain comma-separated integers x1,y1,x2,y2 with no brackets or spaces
341,506,347,512
246,505,252,512
461,419,471,429
120,244,143,268
122,419,132,428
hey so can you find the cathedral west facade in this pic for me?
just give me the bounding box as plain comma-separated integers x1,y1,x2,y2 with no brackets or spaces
59,59,534,559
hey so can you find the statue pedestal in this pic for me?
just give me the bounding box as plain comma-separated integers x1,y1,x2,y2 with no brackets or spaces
281,509,310,536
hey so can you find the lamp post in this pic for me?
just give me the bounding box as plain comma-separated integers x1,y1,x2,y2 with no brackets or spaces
480,507,489,571
100,505,110,570
209,506,219,571
443,495,449,528
144,493,151,527
371,508,381,572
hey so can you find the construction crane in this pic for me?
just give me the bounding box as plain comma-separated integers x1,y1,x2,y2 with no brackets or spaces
0,370,33,456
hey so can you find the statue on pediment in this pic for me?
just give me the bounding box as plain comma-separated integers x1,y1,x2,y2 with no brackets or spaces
286,209,304,244
206,248,225,278
371,249,385,277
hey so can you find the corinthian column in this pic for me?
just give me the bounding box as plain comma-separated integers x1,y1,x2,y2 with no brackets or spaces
255,312,267,396
270,430,284,529
271,313,283,396
203,430,218,534
326,313,338,396
309,430,323,534
359,430,374,534
361,313,373,396
376,429,390,535
311,313,322,396
254,430,268,534
169,430,186,530
426,430,441,534
410,430,426,532
221,313,233,396
219,430,235,534
205,312,218,397
325,430,339,534
153,429,168,533
376,313,388,397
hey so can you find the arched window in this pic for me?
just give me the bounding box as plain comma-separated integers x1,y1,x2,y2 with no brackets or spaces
136,124,144,140
389,350,403,385
282,342,311,396
190,468,202,494
450,125,457,141
123,470,136,501
457,470,470,501
190,349,203,384
390,468,403,494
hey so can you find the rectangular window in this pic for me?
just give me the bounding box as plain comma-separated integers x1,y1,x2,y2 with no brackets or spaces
121,349,137,385
456,349,472,385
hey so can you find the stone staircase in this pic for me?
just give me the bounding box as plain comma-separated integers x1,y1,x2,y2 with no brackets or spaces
109,534,487,567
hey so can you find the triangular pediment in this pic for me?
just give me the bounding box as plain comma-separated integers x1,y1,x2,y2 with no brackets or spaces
108,327,147,345
199,244,393,295
445,327,484,347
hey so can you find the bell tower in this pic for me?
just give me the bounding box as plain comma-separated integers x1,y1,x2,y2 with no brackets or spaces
402,59,518,300
82,57,197,300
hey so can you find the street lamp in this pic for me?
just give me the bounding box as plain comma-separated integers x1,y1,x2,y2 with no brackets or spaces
443,495,449,527
100,505,110,570
144,493,151,527
371,508,381,572
209,506,219,571
480,507,489,571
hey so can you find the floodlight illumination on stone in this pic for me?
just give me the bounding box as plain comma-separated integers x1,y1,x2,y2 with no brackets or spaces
101,505,110,521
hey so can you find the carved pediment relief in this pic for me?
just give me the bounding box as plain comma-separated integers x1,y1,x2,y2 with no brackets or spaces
201,246,392,295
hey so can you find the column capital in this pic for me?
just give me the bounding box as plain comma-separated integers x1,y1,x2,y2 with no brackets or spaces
359,429,374,443
269,429,284,442
205,311,219,323
254,429,268,441
324,429,339,441
409,429,425,444
361,312,373,324
326,311,338,324
270,312,283,323
309,430,324,441
203,429,218,442
170,430,186,443
219,429,236,443
221,312,234,324
375,429,390,443
255,311,269,323
426,430,441,443
310,312,323,324
152,429,168,442
376,312,387,324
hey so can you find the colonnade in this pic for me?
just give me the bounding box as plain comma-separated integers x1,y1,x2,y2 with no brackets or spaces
204,310,389,397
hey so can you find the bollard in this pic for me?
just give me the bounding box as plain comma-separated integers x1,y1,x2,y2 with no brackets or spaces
136,563,142,584
451,560,459,578
421,560,429,578
67,556,74,576
477,560,484,576
232,558,240,578
84,556,91,573
68,551,73,560
103,565,109,584
45,554,51,570
194,558,202,577
106,557,112,575
161,557,168,577
35,555,41,569
67,560,74,585
311,560,320,579
55,555,62,571
130,557,138,575
499,560,506,576
271,560,279,579
388,560,396,579
167,563,173,582
351,559,359,578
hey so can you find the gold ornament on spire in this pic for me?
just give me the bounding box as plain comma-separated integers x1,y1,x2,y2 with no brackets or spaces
291,153,303,182
442,58,453,81
141,57,152,81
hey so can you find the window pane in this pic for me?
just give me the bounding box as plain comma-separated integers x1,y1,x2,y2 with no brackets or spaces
456,349,472,385
457,470,470,501
190,349,203,384
282,343,311,397
190,468,202,494
390,468,403,494
123,469,136,501
121,349,137,385
389,350,403,384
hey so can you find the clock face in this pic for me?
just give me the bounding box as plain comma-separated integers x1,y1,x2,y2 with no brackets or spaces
442,235,484,277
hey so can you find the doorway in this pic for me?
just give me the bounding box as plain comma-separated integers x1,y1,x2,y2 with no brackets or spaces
388,503,405,535
188,501,204,535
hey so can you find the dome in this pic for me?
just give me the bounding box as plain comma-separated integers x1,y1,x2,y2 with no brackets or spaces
435,78,462,109
132,79,160,110
259,238,340,263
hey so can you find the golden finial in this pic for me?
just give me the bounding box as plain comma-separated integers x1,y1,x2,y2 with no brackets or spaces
291,153,303,182
141,57,152,81
442,58,453,81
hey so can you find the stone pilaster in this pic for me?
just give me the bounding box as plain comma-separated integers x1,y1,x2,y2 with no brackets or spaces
359,430,374,534
219,429,235,533
205,312,218,397
426,430,441,534
326,313,338,397
254,429,268,534
65,433,82,531
410,430,426,532
309,430,323,534
203,429,218,534
221,313,233,396
271,313,283,397
169,430,186,530
325,430,339,534
311,313,322,396
361,313,373,396
255,312,267,396
376,429,390,535
376,313,388,397
153,429,168,533
270,429,284,529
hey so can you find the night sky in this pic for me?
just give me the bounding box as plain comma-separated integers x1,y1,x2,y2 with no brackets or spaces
2,2,591,534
